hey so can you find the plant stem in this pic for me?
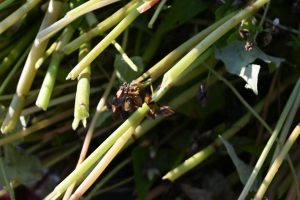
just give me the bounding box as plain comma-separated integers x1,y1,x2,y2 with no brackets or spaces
35,40,59,69
66,1,143,80
0,0,41,34
0,0,15,11
135,11,237,83
69,116,145,200
100,32,138,71
36,25,76,111
238,78,300,200
254,1,270,39
63,71,116,200
63,0,141,54
0,22,40,76
23,87,103,116
0,109,72,147
85,12,98,28
72,41,92,130
0,155,15,200
148,0,167,28
255,13,298,35
45,103,149,200
153,0,270,101
271,85,300,164
0,45,31,95
36,0,120,43
0,0,63,134
254,123,300,200
163,89,281,181
84,158,131,200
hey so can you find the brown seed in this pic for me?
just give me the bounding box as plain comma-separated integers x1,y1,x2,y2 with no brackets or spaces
156,106,175,117
116,87,124,98
132,96,143,107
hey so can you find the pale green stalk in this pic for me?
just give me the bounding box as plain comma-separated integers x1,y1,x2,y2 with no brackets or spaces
135,11,237,83
0,45,31,95
36,25,76,110
152,0,270,101
1,0,63,134
69,116,145,200
0,156,15,200
66,2,143,80
100,32,138,71
0,0,15,11
63,71,115,199
0,0,41,34
148,0,167,28
0,109,73,147
45,103,149,200
85,158,131,200
63,0,141,54
23,87,103,116
72,41,91,130
35,41,59,69
271,87,300,165
37,0,120,43
0,22,39,76
238,78,300,200
254,124,300,200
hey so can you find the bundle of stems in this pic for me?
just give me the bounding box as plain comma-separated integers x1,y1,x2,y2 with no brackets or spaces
63,0,141,54
0,0,41,34
0,22,40,76
254,123,300,200
1,0,64,134
37,0,120,43
66,0,144,80
36,25,76,110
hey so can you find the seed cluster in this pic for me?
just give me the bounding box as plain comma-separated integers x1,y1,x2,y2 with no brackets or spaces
107,81,175,120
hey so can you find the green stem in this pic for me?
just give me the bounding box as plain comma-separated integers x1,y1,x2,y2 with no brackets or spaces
100,32,138,71
0,22,40,76
72,41,91,130
36,0,120,43
0,44,31,95
23,87,103,116
63,0,141,54
36,25,76,110
85,12,98,28
255,13,298,35
148,0,167,28
0,0,16,11
135,11,237,83
0,155,15,200
163,93,277,181
66,2,143,80
0,40,16,61
153,0,270,101
0,0,41,34
45,104,149,200
1,0,63,134
35,41,59,69
254,124,300,200
238,78,300,200
0,109,73,147
254,1,270,39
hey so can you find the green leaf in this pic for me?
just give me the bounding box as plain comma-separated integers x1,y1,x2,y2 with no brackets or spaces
215,0,234,21
132,147,178,200
0,144,42,185
114,55,144,84
220,136,259,192
214,40,285,94
160,0,210,33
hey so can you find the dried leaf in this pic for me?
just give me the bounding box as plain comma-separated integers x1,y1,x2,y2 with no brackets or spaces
156,106,175,117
